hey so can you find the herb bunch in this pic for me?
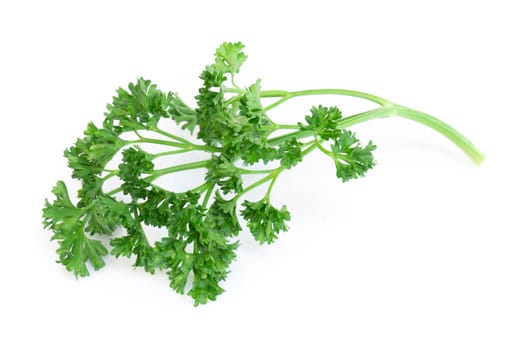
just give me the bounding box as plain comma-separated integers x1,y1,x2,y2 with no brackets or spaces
43,42,484,305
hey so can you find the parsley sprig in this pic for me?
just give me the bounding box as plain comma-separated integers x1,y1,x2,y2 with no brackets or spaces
43,42,484,305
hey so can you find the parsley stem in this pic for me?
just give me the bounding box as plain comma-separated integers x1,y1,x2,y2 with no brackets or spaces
263,168,284,201
150,126,196,146
268,130,313,146
235,143,318,201
260,89,392,110
103,161,210,196
336,106,485,165
235,172,277,201
236,167,278,174
202,184,214,207
127,137,188,148
274,124,301,130
151,148,195,158
101,171,119,182
145,160,209,182
314,139,333,157
263,96,289,111
268,106,484,165
223,94,244,106
105,187,122,196
127,136,217,152
394,106,485,165
190,182,210,194
230,74,242,91
301,143,319,157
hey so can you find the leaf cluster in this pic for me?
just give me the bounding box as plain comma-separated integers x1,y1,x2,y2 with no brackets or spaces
43,42,379,305
300,106,376,182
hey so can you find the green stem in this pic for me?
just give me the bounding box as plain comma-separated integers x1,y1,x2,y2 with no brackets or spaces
101,171,119,181
127,137,218,153
234,143,318,201
189,182,210,194
235,171,279,201
274,124,301,130
301,143,319,157
268,106,484,165
263,96,290,111
236,167,279,175
261,89,392,110
314,139,333,157
150,126,195,145
393,106,485,165
202,184,215,207
106,187,122,196
152,148,195,158
104,162,210,197
335,106,485,165
230,74,242,91
223,87,243,94
224,94,244,106
145,160,208,182
126,137,188,148
263,168,284,201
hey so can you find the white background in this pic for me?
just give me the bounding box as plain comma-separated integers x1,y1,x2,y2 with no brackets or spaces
1,1,508,349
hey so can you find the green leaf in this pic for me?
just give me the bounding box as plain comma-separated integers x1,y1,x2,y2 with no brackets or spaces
236,139,277,165
189,236,239,306
206,192,241,238
330,130,376,182
84,238,109,270
205,155,243,194
214,42,247,75
104,77,172,133
168,94,198,133
118,147,154,199
43,181,108,277
188,276,225,306
84,195,122,235
155,236,194,294
64,123,124,180
277,138,303,169
239,80,267,124
241,200,291,244
150,194,239,305
300,105,343,140
195,66,230,146
110,222,158,274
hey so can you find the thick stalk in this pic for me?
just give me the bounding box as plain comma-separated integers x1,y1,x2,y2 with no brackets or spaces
268,106,484,165
261,89,392,109
393,106,485,165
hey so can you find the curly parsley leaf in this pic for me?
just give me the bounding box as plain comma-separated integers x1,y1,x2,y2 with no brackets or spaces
241,200,291,244
300,105,343,140
43,181,108,277
168,94,198,133
214,42,247,75
330,130,377,182
205,155,243,194
277,138,304,169
110,222,158,274
64,122,124,180
104,78,171,132
118,147,154,199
